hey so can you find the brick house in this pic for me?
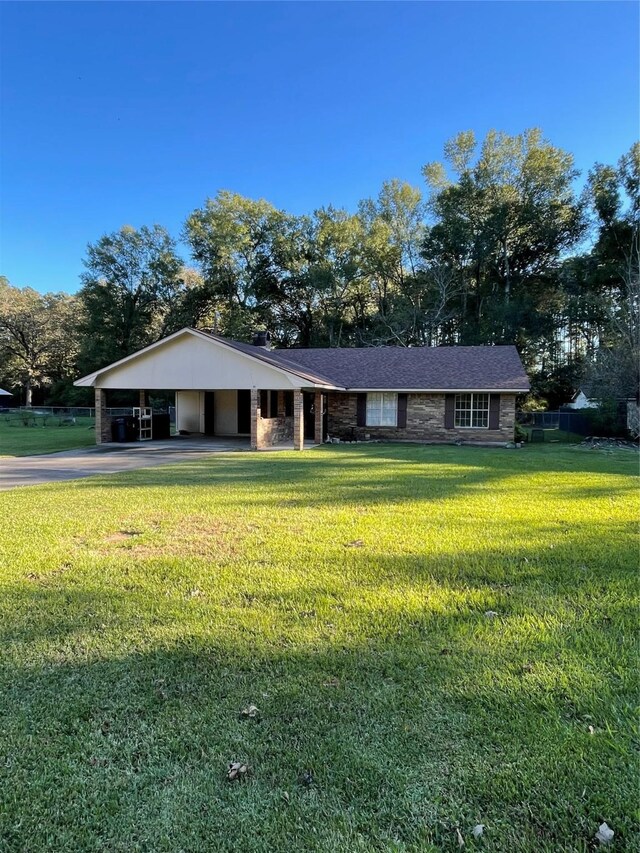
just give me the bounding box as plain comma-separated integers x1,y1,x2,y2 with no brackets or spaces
74,328,529,449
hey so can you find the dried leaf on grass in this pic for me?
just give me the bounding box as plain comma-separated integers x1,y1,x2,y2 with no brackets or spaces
227,761,250,781
240,704,260,720
596,822,614,844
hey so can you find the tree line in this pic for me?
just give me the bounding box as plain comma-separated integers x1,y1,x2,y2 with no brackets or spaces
1,129,638,413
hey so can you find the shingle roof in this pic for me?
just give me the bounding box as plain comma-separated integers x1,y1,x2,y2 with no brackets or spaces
200,331,530,392
277,345,529,390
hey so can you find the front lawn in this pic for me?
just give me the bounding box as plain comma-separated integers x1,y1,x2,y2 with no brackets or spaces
0,445,637,851
0,415,96,456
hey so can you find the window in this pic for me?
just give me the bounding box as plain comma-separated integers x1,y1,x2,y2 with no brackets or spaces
454,393,489,428
366,392,397,426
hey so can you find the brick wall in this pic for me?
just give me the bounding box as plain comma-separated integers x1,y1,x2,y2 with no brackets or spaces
257,414,294,447
256,390,294,447
326,392,516,445
94,388,112,444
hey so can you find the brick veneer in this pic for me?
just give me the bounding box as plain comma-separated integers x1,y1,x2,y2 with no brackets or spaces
257,414,294,447
326,392,516,445
314,391,323,444
293,390,304,450
253,390,295,449
94,388,112,444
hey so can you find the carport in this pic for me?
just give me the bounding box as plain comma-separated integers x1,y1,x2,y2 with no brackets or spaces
74,328,337,450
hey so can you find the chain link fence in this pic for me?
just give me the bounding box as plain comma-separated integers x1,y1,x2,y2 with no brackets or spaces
517,404,634,438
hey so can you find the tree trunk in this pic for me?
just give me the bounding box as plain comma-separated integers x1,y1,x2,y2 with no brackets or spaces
25,381,32,407
503,239,511,301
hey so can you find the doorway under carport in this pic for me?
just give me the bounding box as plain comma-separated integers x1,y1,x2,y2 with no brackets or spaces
179,389,257,440
173,388,324,449
303,391,327,441
201,390,251,437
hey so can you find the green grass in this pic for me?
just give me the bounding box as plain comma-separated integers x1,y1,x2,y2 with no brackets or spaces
0,416,96,456
0,444,638,852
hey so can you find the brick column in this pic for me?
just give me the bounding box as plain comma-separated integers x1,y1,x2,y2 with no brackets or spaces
94,387,111,444
250,389,259,450
293,390,304,451
139,390,147,408
314,391,323,445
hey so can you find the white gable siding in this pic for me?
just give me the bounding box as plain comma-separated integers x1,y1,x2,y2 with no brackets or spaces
94,333,303,390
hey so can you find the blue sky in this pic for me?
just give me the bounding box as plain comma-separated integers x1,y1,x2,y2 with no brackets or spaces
1,1,638,294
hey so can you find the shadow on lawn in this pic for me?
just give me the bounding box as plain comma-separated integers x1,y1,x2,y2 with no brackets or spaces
1,447,638,848
3,526,637,649
1,581,638,852
2,473,639,848
15,444,639,510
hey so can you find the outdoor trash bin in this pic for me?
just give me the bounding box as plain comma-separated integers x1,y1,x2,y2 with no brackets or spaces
111,415,139,442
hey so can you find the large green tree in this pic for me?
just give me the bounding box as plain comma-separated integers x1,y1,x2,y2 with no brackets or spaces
421,129,586,356
583,143,640,414
183,191,288,340
0,278,82,405
77,225,183,372
184,193,367,346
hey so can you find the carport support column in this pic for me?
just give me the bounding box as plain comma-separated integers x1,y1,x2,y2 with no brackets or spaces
293,390,304,451
139,390,147,408
94,388,111,444
250,389,260,451
314,391,323,445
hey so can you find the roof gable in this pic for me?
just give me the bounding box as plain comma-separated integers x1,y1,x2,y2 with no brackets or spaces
75,329,341,390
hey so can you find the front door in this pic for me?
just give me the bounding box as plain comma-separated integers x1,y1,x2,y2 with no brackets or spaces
322,393,328,440
204,392,216,435
237,390,251,434
303,392,316,440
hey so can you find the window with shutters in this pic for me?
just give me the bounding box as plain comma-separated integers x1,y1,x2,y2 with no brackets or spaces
454,393,489,428
366,392,398,426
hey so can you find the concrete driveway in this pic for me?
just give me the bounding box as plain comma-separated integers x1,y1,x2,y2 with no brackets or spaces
0,437,250,490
